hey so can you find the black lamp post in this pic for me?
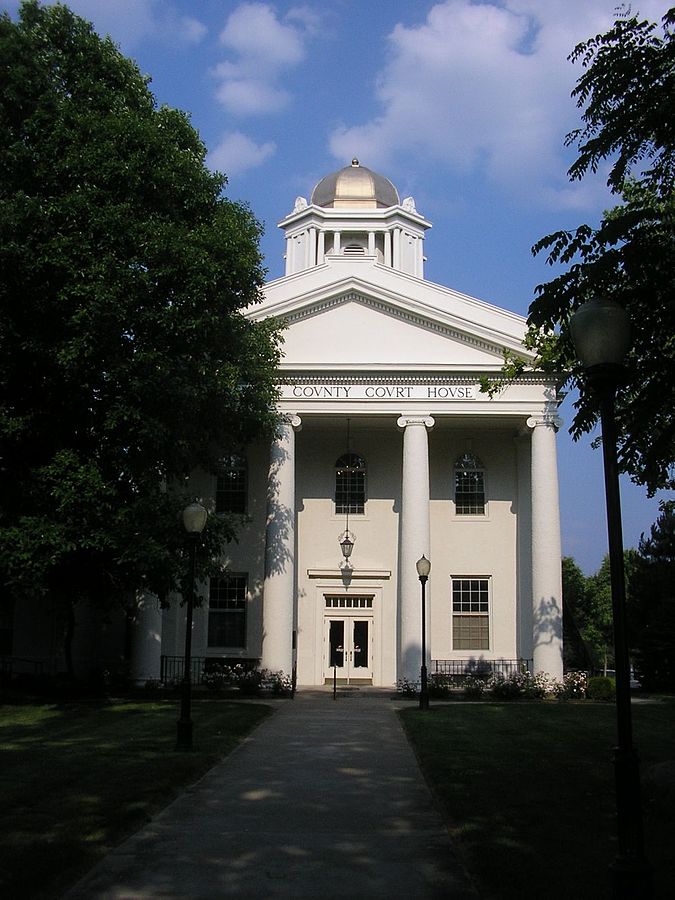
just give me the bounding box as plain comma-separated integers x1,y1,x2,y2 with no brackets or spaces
570,298,652,898
176,501,208,751
416,555,431,710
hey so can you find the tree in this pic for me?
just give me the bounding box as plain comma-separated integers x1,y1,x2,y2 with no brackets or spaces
0,3,282,644
561,556,593,670
629,504,675,690
486,6,675,496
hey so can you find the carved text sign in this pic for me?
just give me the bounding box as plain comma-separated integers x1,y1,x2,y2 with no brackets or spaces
281,383,477,401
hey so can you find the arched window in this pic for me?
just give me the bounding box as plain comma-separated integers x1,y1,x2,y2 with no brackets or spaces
454,451,485,515
335,453,367,514
216,454,247,515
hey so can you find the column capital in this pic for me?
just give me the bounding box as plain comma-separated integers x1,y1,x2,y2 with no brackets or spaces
397,415,435,431
282,413,302,432
526,413,562,432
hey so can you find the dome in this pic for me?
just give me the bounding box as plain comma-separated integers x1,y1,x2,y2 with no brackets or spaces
311,159,400,209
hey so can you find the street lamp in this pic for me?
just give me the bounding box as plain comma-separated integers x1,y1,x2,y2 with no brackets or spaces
176,501,208,751
416,555,431,710
570,298,652,898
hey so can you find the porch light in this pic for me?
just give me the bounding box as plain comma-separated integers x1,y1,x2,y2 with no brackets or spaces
339,531,355,560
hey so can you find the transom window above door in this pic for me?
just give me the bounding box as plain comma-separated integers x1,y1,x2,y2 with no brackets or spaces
335,453,367,514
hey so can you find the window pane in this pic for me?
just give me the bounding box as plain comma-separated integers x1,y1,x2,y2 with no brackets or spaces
454,452,485,514
208,574,247,648
335,453,366,514
453,614,489,650
216,455,247,514
452,577,489,649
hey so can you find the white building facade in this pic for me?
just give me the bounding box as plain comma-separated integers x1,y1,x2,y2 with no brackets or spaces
145,160,564,689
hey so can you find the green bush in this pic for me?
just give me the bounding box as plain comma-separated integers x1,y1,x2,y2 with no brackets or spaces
586,675,616,701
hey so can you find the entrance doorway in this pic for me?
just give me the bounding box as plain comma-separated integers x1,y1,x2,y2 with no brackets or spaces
324,616,373,683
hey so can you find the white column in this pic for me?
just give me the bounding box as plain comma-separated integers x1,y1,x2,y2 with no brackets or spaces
393,227,401,269
397,415,434,683
367,231,376,256
307,228,318,268
527,413,564,678
130,593,162,684
317,230,325,264
332,231,341,255
384,231,392,267
284,236,292,275
261,414,301,675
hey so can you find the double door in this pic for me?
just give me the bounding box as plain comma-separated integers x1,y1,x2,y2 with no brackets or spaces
324,617,372,683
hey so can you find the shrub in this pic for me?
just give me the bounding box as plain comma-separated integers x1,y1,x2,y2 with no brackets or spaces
462,675,488,699
586,675,616,701
396,677,419,698
554,670,588,700
429,674,452,698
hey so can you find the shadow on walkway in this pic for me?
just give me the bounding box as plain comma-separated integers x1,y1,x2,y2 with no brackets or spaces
65,690,478,898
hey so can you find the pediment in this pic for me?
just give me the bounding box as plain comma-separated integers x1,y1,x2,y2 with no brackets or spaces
281,291,511,369
248,259,531,373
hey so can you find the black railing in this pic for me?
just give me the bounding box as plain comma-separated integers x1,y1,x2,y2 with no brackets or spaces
433,658,533,679
160,655,206,685
1,656,46,682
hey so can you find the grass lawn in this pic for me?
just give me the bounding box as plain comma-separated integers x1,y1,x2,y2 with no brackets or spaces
0,698,273,899
401,698,675,900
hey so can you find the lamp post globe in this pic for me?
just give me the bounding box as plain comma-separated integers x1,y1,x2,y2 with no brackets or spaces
570,299,652,898
176,501,208,752
416,555,431,710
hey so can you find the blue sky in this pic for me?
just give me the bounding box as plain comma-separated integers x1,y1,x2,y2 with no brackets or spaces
3,0,673,572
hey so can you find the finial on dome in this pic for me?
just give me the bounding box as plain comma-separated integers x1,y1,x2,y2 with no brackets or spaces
351,158,359,167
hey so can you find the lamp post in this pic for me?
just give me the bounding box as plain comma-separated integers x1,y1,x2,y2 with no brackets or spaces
176,501,208,751
570,298,652,898
416,555,431,710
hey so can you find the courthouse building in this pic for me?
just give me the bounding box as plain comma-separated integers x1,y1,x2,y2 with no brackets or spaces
136,159,564,688
6,160,564,688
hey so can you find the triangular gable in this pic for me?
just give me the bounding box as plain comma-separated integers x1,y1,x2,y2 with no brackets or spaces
247,258,532,371
279,291,508,369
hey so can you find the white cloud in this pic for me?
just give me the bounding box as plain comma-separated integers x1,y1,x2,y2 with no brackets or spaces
215,79,291,115
214,2,318,116
207,131,277,176
329,0,673,209
49,1,206,50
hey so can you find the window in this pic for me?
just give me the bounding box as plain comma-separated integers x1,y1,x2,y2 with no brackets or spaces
216,454,247,514
454,451,485,515
208,574,247,648
335,453,367,514
452,578,490,650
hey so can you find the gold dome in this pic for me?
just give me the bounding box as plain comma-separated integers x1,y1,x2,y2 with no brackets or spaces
311,159,400,209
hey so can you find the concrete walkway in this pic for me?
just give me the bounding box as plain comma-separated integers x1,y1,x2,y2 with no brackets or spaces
65,689,478,899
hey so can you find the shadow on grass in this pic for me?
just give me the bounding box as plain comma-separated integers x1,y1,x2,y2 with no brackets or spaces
400,700,675,900
0,700,273,899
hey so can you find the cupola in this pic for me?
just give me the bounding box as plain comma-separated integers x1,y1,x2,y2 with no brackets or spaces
278,160,431,279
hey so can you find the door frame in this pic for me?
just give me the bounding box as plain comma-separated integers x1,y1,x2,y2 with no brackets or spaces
305,577,388,687
323,614,374,683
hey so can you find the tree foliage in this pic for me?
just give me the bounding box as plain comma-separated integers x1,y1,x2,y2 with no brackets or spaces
487,6,675,496
0,2,282,610
629,504,675,690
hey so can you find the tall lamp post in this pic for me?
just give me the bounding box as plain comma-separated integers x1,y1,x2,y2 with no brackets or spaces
570,298,652,898
176,501,208,751
416,555,431,710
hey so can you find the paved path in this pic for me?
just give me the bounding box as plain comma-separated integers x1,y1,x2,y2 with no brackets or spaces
65,690,478,899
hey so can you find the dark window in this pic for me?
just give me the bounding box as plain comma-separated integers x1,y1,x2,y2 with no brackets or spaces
208,574,247,648
335,453,367,514
452,578,490,649
454,451,485,514
216,454,247,515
